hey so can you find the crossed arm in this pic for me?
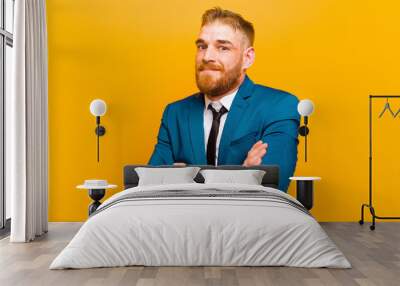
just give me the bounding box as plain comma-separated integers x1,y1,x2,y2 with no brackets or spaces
256,118,300,191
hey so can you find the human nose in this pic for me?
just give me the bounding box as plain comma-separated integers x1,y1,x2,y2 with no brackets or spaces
203,46,217,62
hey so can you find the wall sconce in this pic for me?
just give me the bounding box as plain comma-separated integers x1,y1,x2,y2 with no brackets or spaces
89,99,107,162
297,99,314,162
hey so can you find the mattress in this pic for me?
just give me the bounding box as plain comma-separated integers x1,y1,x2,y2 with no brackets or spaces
50,183,351,269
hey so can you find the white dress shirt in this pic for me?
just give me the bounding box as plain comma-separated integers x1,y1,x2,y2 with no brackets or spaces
204,88,238,165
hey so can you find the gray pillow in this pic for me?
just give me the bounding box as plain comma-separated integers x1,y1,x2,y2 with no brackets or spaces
135,167,201,186
200,169,266,185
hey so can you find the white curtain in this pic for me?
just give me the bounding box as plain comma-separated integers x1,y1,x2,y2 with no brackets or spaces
7,0,48,242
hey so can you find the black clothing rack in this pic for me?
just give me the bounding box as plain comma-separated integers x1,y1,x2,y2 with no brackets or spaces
359,95,400,230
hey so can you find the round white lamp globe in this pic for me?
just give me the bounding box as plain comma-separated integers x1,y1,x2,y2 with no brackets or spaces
297,99,314,116
90,99,107,117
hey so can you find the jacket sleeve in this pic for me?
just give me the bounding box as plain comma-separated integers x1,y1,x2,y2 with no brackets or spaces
260,95,300,192
148,104,175,165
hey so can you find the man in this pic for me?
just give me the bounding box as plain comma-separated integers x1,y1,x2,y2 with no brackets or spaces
148,7,300,192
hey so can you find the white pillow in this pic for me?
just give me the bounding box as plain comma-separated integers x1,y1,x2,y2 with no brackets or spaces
135,167,201,186
200,169,266,185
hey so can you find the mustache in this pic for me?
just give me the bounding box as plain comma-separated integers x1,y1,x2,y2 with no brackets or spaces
197,63,224,71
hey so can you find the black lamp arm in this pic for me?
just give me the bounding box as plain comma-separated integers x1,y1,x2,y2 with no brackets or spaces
298,116,310,162
94,116,106,162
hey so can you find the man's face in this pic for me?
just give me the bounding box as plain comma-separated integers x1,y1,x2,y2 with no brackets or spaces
195,22,249,97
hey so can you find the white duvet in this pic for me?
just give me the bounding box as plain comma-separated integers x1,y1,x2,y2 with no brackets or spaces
50,183,351,269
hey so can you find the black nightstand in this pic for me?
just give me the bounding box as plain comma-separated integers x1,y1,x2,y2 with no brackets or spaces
77,181,117,216
289,177,321,210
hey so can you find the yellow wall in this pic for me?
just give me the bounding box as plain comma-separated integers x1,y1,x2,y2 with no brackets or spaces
47,0,400,222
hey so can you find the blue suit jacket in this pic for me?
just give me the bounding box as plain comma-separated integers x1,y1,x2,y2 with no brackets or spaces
148,75,300,192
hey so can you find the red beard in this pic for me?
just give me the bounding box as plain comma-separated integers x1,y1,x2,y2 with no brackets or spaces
195,61,242,97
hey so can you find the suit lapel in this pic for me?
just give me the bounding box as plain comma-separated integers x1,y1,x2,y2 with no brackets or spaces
218,75,255,164
189,93,207,164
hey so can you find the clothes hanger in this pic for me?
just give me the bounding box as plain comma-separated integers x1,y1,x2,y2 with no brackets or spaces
393,107,400,118
378,97,395,118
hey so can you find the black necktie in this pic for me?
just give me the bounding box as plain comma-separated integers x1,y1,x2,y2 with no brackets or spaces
207,104,228,165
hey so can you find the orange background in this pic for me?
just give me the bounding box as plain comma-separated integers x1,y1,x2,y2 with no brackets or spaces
46,0,400,221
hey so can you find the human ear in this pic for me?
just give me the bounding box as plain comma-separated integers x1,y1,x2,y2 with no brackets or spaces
243,46,255,69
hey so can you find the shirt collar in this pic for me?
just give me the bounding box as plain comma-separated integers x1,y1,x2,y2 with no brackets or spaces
204,88,239,112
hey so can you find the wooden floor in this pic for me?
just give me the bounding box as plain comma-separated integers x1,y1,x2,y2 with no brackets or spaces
0,222,399,286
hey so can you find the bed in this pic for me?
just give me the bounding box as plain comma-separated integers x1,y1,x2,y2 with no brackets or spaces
49,165,351,269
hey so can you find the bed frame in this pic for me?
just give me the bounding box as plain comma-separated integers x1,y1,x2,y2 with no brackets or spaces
123,165,280,190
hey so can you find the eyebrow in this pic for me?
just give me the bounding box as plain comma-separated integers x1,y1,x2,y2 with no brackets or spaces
195,39,205,45
216,39,234,46
195,39,234,46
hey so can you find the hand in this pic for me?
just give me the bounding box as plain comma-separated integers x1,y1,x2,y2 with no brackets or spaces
242,140,268,167
173,162,187,166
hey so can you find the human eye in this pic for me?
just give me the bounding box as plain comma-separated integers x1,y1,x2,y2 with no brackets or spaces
197,44,207,50
218,46,230,51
